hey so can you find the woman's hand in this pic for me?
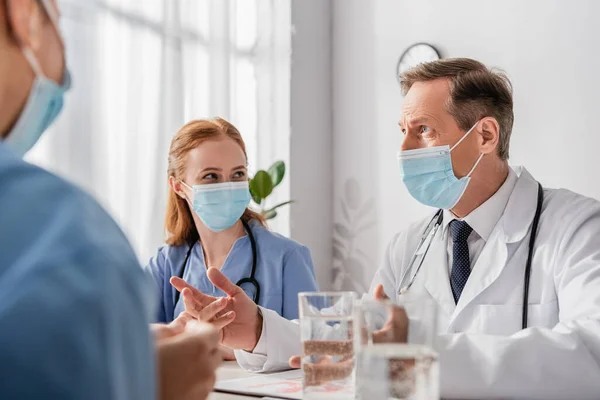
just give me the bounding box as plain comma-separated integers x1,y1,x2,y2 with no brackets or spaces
170,292,235,340
170,268,263,352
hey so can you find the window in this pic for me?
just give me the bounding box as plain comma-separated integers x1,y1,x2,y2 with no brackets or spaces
28,0,291,262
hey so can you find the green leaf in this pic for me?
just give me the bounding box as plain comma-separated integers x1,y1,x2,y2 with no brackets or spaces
250,170,274,200
268,161,285,188
249,184,262,205
263,209,278,219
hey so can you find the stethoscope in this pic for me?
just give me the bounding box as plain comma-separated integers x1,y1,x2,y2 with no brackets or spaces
173,219,260,309
398,183,544,329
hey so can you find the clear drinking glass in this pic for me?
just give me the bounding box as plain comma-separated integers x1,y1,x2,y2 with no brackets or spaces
299,291,358,400
354,297,439,400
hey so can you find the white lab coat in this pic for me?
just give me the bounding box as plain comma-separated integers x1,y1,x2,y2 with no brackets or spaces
235,166,600,400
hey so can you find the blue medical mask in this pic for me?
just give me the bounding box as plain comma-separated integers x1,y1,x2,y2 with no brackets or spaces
397,122,484,210
4,1,71,157
181,181,252,232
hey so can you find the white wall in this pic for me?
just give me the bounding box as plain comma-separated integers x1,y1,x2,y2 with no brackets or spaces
290,0,333,289
330,0,379,292
332,0,600,290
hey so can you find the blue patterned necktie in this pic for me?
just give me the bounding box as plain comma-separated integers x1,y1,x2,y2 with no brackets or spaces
449,220,473,303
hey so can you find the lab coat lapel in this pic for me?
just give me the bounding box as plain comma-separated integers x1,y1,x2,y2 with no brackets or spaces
423,227,455,317
452,166,540,317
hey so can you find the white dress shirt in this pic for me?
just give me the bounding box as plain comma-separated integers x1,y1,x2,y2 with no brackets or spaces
442,167,517,272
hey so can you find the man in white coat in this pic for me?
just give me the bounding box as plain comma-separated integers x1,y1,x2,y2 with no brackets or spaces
172,58,600,399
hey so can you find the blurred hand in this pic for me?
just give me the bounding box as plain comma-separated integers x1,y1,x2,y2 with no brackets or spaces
170,267,263,352
220,345,236,361
154,321,221,400
372,284,409,344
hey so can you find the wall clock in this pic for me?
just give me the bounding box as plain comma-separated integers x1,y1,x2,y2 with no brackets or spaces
397,43,441,82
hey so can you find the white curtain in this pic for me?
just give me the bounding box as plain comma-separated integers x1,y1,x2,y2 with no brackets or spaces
27,0,292,263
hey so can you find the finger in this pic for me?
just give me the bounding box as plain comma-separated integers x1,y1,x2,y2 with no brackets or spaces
207,267,241,297
170,276,194,292
170,277,215,305
169,311,193,332
289,355,301,369
199,297,229,321
211,311,236,330
374,284,390,301
183,289,203,319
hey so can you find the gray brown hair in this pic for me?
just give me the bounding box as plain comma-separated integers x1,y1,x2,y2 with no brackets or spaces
400,58,514,160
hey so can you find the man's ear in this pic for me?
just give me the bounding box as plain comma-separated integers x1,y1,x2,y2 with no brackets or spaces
6,0,44,50
477,117,500,155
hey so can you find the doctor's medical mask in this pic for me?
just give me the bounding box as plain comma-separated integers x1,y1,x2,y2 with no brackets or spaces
398,121,484,209
165,118,266,246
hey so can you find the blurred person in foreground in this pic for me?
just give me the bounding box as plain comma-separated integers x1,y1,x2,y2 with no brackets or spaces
0,0,219,398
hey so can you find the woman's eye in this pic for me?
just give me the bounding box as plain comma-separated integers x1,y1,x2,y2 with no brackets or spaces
233,171,246,179
202,173,218,180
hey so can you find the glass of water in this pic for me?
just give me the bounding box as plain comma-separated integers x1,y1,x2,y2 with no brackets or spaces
299,291,358,400
354,297,439,400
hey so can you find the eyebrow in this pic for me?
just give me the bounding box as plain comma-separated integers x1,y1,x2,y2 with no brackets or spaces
198,165,247,175
399,116,432,127
199,167,222,174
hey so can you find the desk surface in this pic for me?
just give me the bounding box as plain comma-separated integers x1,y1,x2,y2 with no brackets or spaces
210,361,255,399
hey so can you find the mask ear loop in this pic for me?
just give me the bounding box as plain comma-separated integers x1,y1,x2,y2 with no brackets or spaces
22,48,44,77
178,180,195,204
450,121,479,152
450,120,484,178
179,180,193,191
466,153,484,177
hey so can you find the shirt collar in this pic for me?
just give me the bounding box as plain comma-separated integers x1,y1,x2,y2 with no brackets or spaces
442,167,518,242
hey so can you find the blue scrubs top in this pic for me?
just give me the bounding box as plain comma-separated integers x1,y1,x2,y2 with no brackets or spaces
146,221,319,323
0,144,155,399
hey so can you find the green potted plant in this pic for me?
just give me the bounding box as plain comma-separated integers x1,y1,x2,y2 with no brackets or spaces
249,160,293,219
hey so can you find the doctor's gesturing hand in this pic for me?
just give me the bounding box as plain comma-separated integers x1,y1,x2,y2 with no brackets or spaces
170,267,264,352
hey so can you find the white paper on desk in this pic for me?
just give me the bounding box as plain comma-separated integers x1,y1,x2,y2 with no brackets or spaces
214,370,303,399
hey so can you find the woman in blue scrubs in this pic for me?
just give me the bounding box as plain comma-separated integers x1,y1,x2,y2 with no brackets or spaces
146,117,318,329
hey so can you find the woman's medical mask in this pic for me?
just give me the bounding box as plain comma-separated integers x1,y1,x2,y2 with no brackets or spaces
181,181,251,232
4,0,71,157
397,122,484,210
